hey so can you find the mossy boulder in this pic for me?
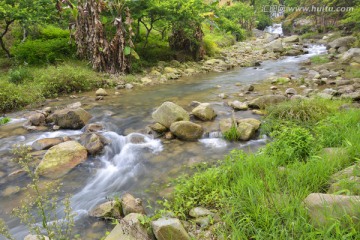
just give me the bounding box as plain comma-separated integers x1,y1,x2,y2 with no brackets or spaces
36,141,87,179
170,121,204,141
236,122,256,141
89,201,122,219
151,217,191,240
152,102,190,128
192,103,217,121
248,95,287,109
51,108,92,129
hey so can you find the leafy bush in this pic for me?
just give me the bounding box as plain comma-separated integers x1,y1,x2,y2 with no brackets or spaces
264,125,317,164
0,117,10,125
39,25,70,39
8,67,33,84
256,14,272,30
0,81,43,113
203,36,220,57
38,64,102,98
12,38,76,65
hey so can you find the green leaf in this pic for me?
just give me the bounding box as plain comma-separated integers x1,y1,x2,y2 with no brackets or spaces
124,46,131,55
130,48,140,59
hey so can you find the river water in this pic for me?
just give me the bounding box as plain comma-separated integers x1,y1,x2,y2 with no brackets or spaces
0,45,326,239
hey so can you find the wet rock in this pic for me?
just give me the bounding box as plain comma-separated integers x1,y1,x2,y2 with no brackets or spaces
189,207,213,218
24,235,50,240
31,137,66,151
341,91,360,101
240,84,255,92
141,77,152,84
229,101,249,111
308,70,320,79
121,193,145,216
192,103,217,121
303,193,360,227
270,86,278,90
84,123,105,133
236,122,256,141
237,118,261,131
189,101,201,107
341,48,360,64
164,131,175,140
150,123,168,133
283,35,300,43
115,84,126,90
219,118,234,134
51,108,92,129
80,133,104,155
285,88,297,96
265,39,284,53
152,102,190,128
252,110,265,115
95,96,104,101
322,88,338,96
218,93,228,99
317,92,333,100
328,36,356,52
29,112,46,126
125,83,134,89
89,200,122,219
105,213,150,240
96,88,108,96
36,141,88,179
248,95,287,109
151,218,191,240
170,121,204,141
53,125,60,131
67,102,82,109
2,185,20,197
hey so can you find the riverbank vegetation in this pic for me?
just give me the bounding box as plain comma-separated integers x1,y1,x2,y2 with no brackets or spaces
163,98,360,238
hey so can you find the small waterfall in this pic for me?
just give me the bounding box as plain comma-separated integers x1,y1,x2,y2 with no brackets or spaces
264,23,284,36
71,132,163,212
199,131,227,149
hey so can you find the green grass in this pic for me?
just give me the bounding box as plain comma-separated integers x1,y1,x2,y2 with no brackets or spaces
310,55,331,65
0,117,10,125
344,66,360,79
301,32,319,39
161,99,360,239
0,60,104,112
223,124,240,141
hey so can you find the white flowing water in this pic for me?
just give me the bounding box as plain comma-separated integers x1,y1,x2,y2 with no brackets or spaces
265,23,284,36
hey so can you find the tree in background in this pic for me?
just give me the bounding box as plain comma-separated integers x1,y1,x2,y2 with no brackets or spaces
0,0,55,58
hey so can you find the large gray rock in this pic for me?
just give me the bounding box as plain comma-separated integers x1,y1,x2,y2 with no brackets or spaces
28,113,46,126
248,95,287,109
79,133,104,155
170,121,204,141
229,101,249,111
304,193,360,227
121,193,145,216
89,200,122,219
219,118,234,134
237,118,261,131
151,218,190,240
96,88,108,96
152,102,190,128
32,137,68,151
105,213,150,240
192,103,217,121
189,207,213,218
265,39,284,53
236,122,256,141
51,108,92,129
283,35,300,43
36,141,87,179
341,48,360,64
328,36,356,50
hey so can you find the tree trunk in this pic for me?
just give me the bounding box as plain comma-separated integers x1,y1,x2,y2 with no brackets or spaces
75,0,133,73
0,19,15,58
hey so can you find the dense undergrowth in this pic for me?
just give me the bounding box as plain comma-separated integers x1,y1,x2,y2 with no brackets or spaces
164,98,360,239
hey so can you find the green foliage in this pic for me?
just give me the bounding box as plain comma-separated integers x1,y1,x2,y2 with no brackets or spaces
7,66,33,84
8,145,75,240
203,36,220,57
223,125,240,142
310,55,330,65
341,4,360,30
256,14,272,30
344,65,360,79
12,38,76,65
0,117,10,125
301,31,319,39
264,124,317,164
162,100,360,239
38,25,70,40
0,81,43,113
37,64,102,98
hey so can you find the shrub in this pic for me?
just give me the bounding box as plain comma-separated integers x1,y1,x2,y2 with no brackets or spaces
39,25,70,39
0,81,43,113
0,117,10,125
12,38,76,65
256,14,272,30
37,64,102,98
264,125,317,164
203,36,220,57
8,67,33,84
223,125,240,141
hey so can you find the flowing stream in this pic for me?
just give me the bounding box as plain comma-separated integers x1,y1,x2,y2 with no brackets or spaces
0,45,326,239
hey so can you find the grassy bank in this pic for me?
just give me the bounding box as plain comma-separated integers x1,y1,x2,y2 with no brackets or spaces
163,98,360,239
